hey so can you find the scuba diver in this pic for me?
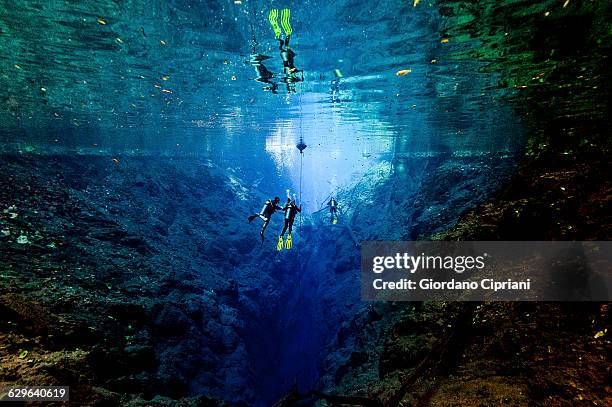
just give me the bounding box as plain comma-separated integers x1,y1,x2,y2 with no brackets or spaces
248,24,279,94
327,197,338,224
248,196,283,245
277,194,302,251
268,8,303,93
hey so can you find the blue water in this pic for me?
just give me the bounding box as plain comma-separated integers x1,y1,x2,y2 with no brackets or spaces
0,0,526,405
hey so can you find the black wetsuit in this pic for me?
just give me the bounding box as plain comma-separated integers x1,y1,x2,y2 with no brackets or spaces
248,199,283,242
280,200,301,237
279,38,303,92
327,198,338,221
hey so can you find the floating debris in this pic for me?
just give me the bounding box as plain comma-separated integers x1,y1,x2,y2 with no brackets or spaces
16,235,29,244
112,158,120,164
161,89,173,93
40,87,46,92
413,0,420,7
223,59,229,64
544,11,550,17
160,40,166,45
14,64,22,70
431,59,437,63
334,69,343,78
97,18,107,25
441,39,450,43
396,69,412,76
162,75,170,80
563,0,570,8
116,37,124,44
18,350,28,359
231,75,237,81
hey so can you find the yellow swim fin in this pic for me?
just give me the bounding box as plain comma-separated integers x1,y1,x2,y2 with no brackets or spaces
281,8,292,37
276,235,284,251
285,234,292,250
268,9,281,39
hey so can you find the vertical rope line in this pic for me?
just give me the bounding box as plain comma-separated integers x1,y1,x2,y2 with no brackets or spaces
299,150,303,231
298,89,303,234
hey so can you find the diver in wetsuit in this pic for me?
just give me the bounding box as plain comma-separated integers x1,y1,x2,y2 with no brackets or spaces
248,196,283,244
277,196,301,250
269,8,303,93
248,26,279,94
279,37,303,93
327,197,338,224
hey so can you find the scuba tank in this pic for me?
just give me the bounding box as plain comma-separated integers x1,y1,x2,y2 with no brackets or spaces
260,200,272,216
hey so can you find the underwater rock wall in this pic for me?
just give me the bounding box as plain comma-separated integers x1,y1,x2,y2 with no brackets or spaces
313,153,518,393
0,153,389,405
0,155,278,405
0,151,519,405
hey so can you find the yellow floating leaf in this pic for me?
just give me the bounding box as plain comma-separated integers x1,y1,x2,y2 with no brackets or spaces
413,0,420,7
563,0,570,8
396,69,412,76
162,75,169,80
544,11,550,17
97,18,106,25
430,59,437,63
441,39,449,43
594,330,605,338
18,350,28,359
